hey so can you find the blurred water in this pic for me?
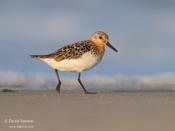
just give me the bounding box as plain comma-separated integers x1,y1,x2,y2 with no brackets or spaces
0,70,175,91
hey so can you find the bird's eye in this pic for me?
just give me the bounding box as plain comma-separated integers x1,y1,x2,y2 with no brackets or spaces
99,36,102,39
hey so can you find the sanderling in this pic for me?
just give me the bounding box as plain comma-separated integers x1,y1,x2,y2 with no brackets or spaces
31,31,118,94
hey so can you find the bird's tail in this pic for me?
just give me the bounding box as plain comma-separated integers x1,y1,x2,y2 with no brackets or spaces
30,55,47,59
30,55,40,58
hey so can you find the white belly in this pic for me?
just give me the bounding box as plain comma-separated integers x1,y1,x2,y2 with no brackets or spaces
40,52,103,72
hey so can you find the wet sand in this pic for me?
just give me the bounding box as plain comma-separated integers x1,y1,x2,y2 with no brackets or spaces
1,91,175,131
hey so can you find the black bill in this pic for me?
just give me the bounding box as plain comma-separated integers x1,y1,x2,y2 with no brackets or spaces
107,42,118,53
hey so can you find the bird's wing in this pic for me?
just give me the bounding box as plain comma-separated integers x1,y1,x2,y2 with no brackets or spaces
46,40,94,62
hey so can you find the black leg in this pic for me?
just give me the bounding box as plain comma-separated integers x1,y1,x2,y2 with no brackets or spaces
77,72,97,94
55,69,61,93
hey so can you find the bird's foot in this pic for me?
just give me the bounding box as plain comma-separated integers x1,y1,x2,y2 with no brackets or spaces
84,91,97,94
56,89,60,94
56,85,61,93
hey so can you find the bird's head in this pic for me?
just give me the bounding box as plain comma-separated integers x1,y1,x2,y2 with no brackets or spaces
90,31,118,53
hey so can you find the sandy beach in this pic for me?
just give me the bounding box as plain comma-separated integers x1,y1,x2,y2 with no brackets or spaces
1,91,175,131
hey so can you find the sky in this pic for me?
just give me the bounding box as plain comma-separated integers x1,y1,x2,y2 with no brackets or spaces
0,0,175,90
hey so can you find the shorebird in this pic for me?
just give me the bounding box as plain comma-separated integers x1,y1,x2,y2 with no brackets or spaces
31,31,118,94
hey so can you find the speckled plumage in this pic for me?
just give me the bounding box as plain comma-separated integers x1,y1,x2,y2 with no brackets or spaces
32,40,104,62
31,31,118,94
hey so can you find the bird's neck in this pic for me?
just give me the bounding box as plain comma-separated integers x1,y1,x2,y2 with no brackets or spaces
90,40,105,55
96,44,105,54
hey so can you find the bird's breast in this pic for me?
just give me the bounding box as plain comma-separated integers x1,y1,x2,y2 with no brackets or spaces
41,52,103,72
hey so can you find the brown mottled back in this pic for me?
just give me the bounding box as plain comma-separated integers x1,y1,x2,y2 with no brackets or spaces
33,40,102,62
